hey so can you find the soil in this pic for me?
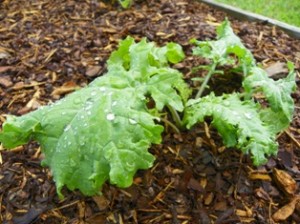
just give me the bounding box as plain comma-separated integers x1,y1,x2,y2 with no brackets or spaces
0,0,300,223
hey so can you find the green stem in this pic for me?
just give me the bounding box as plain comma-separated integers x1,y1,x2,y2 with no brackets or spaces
167,105,183,128
161,117,180,134
195,63,217,99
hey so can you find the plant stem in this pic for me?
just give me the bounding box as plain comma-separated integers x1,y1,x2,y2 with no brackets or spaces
167,105,183,128
195,63,217,99
161,117,180,134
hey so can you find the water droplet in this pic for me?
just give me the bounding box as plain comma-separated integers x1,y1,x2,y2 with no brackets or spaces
73,98,81,105
126,161,135,170
64,125,71,132
223,101,230,106
87,111,92,116
80,115,85,119
99,87,106,92
83,123,88,127
244,112,253,119
85,104,92,110
129,118,137,124
106,113,115,121
232,111,238,116
91,91,97,96
112,101,117,106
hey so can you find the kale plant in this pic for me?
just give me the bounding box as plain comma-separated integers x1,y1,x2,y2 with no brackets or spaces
184,19,296,165
0,20,296,197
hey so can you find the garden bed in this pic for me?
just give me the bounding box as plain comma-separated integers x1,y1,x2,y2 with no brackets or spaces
0,0,300,223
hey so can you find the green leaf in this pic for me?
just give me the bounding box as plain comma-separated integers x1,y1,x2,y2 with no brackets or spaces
165,42,185,64
191,19,255,74
0,115,41,148
118,0,132,8
243,64,296,133
0,37,188,197
184,93,278,165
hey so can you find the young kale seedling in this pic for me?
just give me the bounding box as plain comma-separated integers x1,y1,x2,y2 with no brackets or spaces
183,19,296,165
117,0,133,8
0,20,296,197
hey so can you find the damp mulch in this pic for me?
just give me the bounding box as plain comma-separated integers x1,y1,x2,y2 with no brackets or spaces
0,0,300,223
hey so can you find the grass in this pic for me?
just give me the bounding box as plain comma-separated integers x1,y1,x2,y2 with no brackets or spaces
215,0,300,27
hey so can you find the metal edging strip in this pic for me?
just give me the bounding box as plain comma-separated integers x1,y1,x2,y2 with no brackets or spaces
199,0,300,39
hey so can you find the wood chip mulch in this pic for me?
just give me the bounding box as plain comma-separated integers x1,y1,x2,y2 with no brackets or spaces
0,0,300,223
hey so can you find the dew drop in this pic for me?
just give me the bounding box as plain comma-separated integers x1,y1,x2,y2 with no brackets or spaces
85,104,92,110
126,161,135,170
80,115,85,119
73,98,81,105
87,111,92,116
244,112,253,119
99,87,106,92
129,118,137,125
106,113,115,121
232,111,238,116
64,125,71,132
223,101,230,106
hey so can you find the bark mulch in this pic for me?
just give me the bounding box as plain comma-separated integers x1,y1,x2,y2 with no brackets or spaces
0,0,300,223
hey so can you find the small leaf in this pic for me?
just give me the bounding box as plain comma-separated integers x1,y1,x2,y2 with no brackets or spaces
165,42,185,63
191,19,255,73
184,93,277,165
118,0,132,8
243,65,296,133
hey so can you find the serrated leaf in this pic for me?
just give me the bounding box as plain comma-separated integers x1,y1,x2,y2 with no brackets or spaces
191,19,255,73
106,37,190,110
0,37,188,197
184,93,278,165
243,64,296,133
